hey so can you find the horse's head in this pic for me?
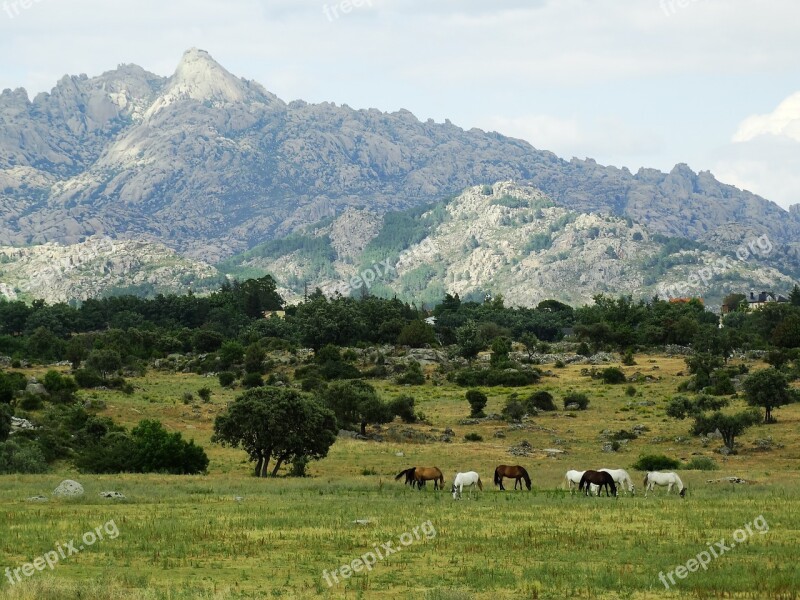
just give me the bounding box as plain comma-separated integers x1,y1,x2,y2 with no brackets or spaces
630,484,636,496
680,487,687,498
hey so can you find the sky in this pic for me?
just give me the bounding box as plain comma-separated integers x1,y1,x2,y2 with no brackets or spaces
1,0,798,209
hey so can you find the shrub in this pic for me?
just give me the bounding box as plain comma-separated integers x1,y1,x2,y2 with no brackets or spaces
683,457,718,471
218,371,236,388
527,391,556,412
466,389,488,418
242,372,264,389
300,376,327,393
625,385,637,397
632,454,681,471
182,392,194,405
464,432,483,442
576,342,592,357
622,351,636,366
396,361,425,385
563,392,590,410
601,367,627,384
73,369,104,389
454,368,539,387
0,439,49,474
18,394,44,411
290,456,309,477
198,387,212,403
389,395,417,423
554,359,566,369
502,398,526,423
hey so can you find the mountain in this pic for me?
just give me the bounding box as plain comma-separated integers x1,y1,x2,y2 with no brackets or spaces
1,49,798,305
220,182,797,308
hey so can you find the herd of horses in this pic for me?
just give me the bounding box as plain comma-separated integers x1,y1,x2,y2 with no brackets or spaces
395,466,687,499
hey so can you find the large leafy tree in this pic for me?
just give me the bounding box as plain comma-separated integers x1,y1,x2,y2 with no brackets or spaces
318,380,392,436
742,368,798,423
692,410,760,453
213,387,336,477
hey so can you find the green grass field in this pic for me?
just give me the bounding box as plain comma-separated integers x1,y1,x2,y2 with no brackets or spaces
2,355,799,599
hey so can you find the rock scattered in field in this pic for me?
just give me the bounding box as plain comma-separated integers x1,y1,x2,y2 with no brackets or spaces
508,440,532,457
352,519,372,525
10,416,36,433
565,403,580,411
234,496,244,502
752,437,782,451
25,380,48,396
707,477,749,484
99,491,125,499
395,452,404,457
53,480,84,498
26,496,48,502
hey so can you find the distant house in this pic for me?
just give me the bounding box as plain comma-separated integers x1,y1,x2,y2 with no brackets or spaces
262,310,286,320
746,291,789,311
424,316,437,326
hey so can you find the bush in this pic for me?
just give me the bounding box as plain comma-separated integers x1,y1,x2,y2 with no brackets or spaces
218,372,236,388
198,387,212,403
466,389,487,418
502,398,526,423
242,372,264,389
625,385,637,397
527,391,556,412
683,457,718,471
290,456,309,477
601,367,627,384
0,439,49,474
454,368,539,388
300,376,327,393
632,454,681,471
576,342,592,357
73,369,104,389
396,361,425,385
563,392,590,410
622,351,636,366
389,394,417,423
464,432,483,442
17,394,44,411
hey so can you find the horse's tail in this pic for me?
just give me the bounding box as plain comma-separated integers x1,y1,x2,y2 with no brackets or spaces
643,473,649,487
494,467,501,487
395,467,413,481
477,477,483,491
578,474,585,491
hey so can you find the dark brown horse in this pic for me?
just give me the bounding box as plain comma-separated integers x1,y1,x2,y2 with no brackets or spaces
494,465,532,491
395,467,419,487
579,470,617,497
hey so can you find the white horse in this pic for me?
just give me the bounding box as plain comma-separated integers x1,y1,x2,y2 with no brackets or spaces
644,472,686,497
564,470,600,495
452,471,483,499
600,468,636,495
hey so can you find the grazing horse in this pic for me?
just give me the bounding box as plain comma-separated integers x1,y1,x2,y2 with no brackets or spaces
494,465,532,491
579,470,617,497
564,470,600,495
452,471,483,499
412,467,445,490
600,468,636,495
395,467,425,489
644,472,686,498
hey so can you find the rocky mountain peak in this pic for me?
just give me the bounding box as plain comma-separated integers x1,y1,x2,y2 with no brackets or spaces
144,48,250,118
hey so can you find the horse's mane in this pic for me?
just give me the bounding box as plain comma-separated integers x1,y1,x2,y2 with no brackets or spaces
673,473,685,491
520,467,531,485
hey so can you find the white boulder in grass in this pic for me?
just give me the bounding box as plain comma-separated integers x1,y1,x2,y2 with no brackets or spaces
53,480,84,498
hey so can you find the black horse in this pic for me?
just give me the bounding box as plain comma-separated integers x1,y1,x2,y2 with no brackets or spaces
579,470,617,497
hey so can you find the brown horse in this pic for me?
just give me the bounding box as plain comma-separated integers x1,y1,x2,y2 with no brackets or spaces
395,467,419,488
494,465,532,491
579,470,617,497
395,467,444,490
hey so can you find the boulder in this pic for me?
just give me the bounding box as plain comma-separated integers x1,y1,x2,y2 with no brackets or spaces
99,491,125,499
53,480,84,498
26,495,48,502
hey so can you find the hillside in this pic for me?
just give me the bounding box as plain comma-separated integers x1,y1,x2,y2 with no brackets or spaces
1,49,799,268
221,182,797,308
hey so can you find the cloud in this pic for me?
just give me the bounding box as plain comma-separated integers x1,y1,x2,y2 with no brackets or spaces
712,92,800,209
479,114,663,164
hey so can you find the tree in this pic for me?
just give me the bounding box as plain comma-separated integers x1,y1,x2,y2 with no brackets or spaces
692,411,760,453
527,391,556,412
389,395,417,423
790,285,800,307
318,380,392,436
742,368,797,423
244,343,266,374
455,320,485,362
465,389,488,418
490,337,512,368
771,316,800,349
520,333,539,361
0,404,11,442
85,349,122,380
722,293,747,313
396,320,436,348
213,387,336,477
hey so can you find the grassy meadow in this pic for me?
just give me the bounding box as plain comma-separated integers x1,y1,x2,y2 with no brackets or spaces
2,354,799,599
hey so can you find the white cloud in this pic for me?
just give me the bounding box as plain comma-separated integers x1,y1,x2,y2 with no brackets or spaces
712,92,800,209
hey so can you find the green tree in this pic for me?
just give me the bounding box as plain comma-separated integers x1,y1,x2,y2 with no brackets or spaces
465,389,488,418
213,387,336,477
396,320,436,348
692,410,760,452
742,368,797,423
85,349,123,380
790,285,800,307
490,337,512,368
318,380,391,436
244,343,266,374
0,404,11,442
456,320,485,362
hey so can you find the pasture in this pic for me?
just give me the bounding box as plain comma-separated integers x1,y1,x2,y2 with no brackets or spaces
2,355,799,599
